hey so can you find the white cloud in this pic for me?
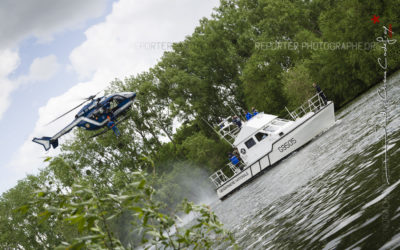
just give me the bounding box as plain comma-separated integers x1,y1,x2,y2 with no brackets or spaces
0,50,20,77
0,0,108,49
0,49,20,120
0,0,107,124
4,0,219,192
18,55,60,84
70,0,219,79
0,54,60,120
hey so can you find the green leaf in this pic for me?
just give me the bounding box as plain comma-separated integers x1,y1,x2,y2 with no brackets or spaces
106,214,117,220
146,231,161,238
75,234,104,241
130,206,143,213
15,204,30,214
138,179,146,189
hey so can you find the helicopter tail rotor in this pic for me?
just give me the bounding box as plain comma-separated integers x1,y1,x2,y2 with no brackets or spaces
32,137,59,151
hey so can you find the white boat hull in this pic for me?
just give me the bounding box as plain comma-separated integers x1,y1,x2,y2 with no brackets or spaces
216,102,335,199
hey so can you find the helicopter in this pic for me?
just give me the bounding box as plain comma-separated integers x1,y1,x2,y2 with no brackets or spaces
32,92,136,151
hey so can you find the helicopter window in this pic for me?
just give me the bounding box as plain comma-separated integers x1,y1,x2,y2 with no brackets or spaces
255,132,268,141
114,96,125,103
110,99,119,110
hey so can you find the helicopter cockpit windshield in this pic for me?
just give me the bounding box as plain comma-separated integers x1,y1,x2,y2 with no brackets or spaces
110,96,125,112
86,95,127,121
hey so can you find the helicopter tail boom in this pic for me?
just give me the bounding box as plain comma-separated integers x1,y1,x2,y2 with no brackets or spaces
32,137,59,151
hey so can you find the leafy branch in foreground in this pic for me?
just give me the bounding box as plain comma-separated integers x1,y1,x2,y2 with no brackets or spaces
21,169,237,249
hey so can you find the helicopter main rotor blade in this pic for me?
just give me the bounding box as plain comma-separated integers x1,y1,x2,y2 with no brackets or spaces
45,90,104,126
45,100,88,125
85,90,103,101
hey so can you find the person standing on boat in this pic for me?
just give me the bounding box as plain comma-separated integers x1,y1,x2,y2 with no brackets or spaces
218,118,224,129
228,152,243,171
313,82,328,105
245,110,252,120
232,115,242,128
233,148,243,162
252,107,258,116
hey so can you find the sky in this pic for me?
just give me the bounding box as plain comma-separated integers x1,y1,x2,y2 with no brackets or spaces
0,0,219,194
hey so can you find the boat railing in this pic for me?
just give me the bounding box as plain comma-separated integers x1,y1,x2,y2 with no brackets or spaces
286,93,326,120
216,117,241,145
209,161,244,188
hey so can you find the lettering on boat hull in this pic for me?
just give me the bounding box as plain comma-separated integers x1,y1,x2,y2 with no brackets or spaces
218,170,251,196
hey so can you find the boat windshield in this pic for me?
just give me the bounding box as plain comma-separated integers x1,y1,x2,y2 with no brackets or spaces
271,118,289,126
264,125,279,133
255,132,268,141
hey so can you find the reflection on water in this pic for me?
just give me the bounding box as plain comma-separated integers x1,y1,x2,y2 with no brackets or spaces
212,71,400,249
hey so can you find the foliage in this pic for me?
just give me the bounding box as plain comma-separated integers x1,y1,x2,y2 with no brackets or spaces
180,133,231,170
21,170,236,249
282,62,314,110
0,171,77,249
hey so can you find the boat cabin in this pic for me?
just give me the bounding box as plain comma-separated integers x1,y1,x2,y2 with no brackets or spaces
209,93,335,198
233,113,293,166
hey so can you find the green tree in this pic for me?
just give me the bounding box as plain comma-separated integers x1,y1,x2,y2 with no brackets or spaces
27,169,236,249
282,62,314,110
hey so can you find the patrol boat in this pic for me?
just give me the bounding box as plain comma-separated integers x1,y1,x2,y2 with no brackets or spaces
209,93,335,200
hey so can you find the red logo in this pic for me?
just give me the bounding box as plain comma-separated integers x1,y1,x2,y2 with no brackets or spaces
371,15,380,24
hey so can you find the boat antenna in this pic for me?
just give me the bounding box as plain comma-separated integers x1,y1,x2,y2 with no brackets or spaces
227,103,239,118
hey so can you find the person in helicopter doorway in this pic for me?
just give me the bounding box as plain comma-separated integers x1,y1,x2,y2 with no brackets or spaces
313,82,328,105
106,115,120,136
228,152,243,171
244,110,252,120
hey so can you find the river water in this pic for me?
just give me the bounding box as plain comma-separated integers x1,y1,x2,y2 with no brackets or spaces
211,71,400,249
